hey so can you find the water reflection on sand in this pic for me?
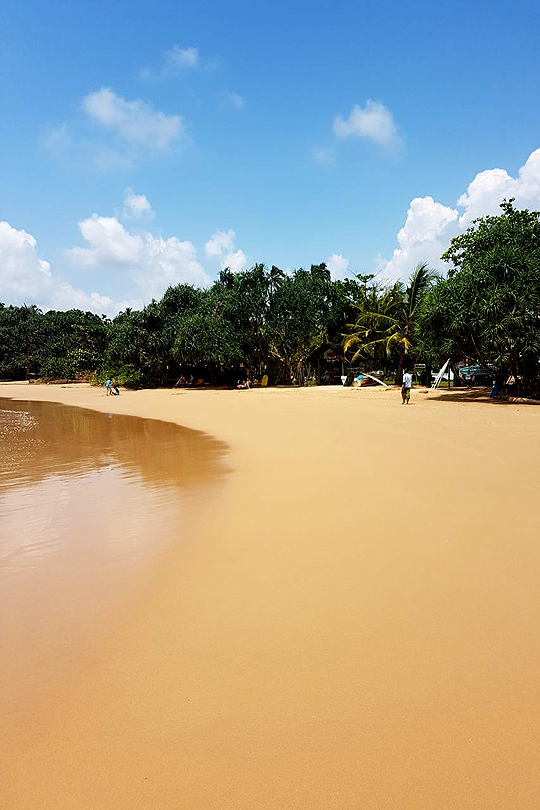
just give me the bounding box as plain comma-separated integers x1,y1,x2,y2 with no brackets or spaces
0,399,226,715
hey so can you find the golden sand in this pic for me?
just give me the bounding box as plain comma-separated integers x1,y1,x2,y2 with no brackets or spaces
2,383,540,809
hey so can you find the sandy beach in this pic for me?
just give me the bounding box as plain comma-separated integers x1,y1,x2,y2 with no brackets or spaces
2,383,540,809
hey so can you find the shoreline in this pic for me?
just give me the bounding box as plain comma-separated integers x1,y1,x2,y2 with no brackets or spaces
3,383,540,809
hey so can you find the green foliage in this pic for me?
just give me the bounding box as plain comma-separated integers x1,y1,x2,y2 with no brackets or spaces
266,264,334,383
343,263,436,383
8,208,539,399
173,311,242,366
90,364,144,388
0,305,108,379
0,270,364,387
418,199,540,395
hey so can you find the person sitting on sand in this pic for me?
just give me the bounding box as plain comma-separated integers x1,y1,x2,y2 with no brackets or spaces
105,378,111,396
112,383,120,395
401,370,413,404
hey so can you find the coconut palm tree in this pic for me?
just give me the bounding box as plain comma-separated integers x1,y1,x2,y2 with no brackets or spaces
343,263,436,384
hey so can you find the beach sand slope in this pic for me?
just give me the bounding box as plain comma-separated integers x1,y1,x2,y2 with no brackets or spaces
2,383,540,809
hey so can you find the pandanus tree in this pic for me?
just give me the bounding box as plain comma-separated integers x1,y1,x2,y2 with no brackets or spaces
343,263,436,383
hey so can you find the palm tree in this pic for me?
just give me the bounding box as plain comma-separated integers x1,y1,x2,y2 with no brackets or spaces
343,263,436,384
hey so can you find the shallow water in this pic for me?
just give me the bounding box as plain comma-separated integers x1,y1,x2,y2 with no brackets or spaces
0,398,225,715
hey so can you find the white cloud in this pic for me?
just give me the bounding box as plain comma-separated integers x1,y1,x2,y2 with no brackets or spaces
312,146,336,166
140,44,208,79
204,229,247,272
68,215,143,267
326,253,350,280
1,191,253,314
381,147,540,282
333,100,399,148
457,148,540,225
0,221,51,298
205,229,235,258
82,87,183,150
122,187,153,219
166,45,199,69
43,124,132,170
222,249,247,272
383,197,458,282
0,221,113,313
68,215,211,301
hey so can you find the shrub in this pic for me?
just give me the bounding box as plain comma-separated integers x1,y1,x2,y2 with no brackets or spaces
91,364,144,389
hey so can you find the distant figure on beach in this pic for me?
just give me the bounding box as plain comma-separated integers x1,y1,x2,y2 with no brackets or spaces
401,371,413,404
236,378,251,389
105,378,111,396
112,383,120,396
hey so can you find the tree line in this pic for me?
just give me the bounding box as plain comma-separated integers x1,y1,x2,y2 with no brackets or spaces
2,200,540,396
0,264,368,387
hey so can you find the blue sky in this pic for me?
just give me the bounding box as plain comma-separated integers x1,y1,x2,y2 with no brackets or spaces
2,0,540,313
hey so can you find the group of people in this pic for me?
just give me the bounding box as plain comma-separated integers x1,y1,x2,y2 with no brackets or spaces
174,375,205,387
104,378,120,396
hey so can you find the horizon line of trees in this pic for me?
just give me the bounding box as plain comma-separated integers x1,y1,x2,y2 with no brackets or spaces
2,200,540,396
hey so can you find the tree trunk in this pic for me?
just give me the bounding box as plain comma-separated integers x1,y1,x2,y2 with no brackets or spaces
396,352,405,385
450,362,462,387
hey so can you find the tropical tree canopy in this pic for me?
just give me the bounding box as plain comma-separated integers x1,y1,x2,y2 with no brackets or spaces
343,263,436,383
0,264,366,385
3,204,540,396
417,199,540,395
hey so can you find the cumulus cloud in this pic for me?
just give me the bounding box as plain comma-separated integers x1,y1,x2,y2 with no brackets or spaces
382,147,540,281
45,89,184,169
457,149,540,225
1,192,253,314
326,253,351,280
122,187,153,219
333,100,399,148
0,221,113,313
383,197,459,282
223,249,247,272
68,214,211,301
205,229,247,272
205,229,235,258
82,88,183,150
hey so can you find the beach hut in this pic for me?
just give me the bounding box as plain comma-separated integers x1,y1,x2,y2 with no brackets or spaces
306,344,347,385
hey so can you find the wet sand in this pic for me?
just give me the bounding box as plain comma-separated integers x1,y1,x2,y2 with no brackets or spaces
2,383,540,809
0,399,226,718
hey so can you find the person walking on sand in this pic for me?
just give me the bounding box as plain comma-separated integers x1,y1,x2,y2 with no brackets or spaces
401,370,413,404
105,378,111,396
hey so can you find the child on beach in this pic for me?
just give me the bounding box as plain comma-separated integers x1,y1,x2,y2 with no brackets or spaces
105,378,111,396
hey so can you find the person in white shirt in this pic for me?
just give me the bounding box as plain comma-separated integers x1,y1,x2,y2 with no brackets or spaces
401,371,413,404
